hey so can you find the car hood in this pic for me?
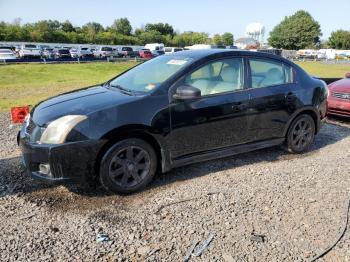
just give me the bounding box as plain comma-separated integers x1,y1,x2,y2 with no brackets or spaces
329,78,350,93
32,85,139,126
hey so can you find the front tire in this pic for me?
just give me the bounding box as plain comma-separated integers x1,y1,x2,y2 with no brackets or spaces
99,138,157,194
286,114,315,153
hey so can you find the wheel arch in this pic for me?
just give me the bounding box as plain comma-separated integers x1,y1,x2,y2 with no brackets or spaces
283,107,321,137
95,125,165,180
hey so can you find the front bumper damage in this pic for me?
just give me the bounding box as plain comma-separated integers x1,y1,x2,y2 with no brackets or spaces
18,129,104,185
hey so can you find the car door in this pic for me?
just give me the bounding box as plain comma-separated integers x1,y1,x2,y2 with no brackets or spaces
245,57,299,142
169,57,250,159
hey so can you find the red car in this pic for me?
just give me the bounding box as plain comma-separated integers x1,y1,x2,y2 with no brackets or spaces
139,49,153,59
327,73,350,117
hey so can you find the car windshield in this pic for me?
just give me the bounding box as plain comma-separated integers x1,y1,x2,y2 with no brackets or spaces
25,45,37,48
108,56,193,93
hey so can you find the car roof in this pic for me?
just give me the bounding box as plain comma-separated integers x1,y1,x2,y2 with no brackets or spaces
169,49,290,63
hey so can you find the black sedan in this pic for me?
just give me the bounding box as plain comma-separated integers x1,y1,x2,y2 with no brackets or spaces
18,50,328,194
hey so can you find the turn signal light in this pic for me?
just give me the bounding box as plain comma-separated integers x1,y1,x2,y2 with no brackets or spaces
11,106,29,123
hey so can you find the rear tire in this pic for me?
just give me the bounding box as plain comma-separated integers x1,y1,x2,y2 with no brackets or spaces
286,114,315,153
99,138,157,194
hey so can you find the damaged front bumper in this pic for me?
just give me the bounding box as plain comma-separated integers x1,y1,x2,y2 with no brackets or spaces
18,130,104,185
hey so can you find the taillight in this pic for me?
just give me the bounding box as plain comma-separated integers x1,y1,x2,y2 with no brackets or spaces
11,106,30,123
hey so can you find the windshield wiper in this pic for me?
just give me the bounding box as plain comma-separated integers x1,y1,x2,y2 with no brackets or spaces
107,83,133,94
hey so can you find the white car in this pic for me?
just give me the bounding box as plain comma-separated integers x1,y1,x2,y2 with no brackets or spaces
19,44,41,58
0,49,17,60
184,44,213,50
79,47,94,58
94,46,114,58
70,47,93,58
144,43,165,56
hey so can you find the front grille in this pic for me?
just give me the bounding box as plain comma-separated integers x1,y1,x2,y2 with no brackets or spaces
50,163,64,178
26,118,36,135
332,92,350,100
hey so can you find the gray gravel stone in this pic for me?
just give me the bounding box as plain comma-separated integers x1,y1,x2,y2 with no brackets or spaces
0,112,349,261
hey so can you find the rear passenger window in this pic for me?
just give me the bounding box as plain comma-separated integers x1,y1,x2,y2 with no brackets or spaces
185,58,244,96
249,59,293,88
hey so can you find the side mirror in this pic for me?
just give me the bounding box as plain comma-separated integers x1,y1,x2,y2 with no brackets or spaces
345,72,350,78
173,85,201,100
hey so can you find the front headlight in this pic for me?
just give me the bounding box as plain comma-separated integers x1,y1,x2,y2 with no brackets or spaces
40,115,87,144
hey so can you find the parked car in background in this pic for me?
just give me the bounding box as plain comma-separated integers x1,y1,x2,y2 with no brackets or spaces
215,45,227,49
227,45,238,49
19,44,41,59
0,45,16,52
53,49,71,59
39,45,50,51
112,48,120,57
42,48,54,59
79,47,94,58
94,46,114,58
152,50,165,56
144,43,165,57
18,50,328,194
184,44,213,50
69,48,79,58
335,53,350,60
327,73,350,117
258,48,282,56
139,49,153,59
296,49,318,59
164,47,183,54
0,48,17,60
120,47,139,58
14,45,21,56
69,47,93,58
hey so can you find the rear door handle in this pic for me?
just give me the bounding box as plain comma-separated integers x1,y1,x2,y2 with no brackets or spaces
231,102,247,111
285,92,296,102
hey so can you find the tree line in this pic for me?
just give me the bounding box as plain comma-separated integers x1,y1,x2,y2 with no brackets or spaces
0,18,234,47
1,12,349,50
268,10,350,50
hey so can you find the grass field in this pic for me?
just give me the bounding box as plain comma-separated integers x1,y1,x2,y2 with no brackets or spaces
1,61,350,112
296,61,350,78
0,62,137,111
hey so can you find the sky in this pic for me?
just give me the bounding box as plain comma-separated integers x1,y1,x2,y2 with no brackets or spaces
0,0,349,40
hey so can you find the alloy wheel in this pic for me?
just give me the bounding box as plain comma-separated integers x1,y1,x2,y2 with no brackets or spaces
291,118,313,151
108,146,151,188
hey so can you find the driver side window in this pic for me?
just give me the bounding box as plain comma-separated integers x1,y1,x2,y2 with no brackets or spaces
184,58,244,96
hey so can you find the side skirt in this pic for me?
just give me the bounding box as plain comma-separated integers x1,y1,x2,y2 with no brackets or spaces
170,138,285,169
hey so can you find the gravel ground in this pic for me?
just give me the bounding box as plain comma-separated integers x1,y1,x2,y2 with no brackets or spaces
0,111,349,262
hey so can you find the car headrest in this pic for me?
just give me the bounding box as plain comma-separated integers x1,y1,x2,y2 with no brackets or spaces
266,68,283,81
221,66,237,83
199,64,214,79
